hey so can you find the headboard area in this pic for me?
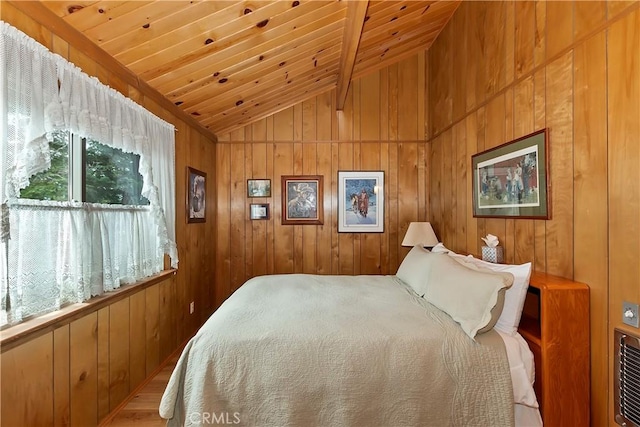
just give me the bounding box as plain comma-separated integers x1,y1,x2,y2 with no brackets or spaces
518,272,590,426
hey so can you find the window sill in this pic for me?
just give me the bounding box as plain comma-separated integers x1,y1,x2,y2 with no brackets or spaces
0,269,177,353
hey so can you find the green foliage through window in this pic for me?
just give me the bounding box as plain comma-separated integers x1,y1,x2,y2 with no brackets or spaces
20,130,69,201
85,140,148,205
20,132,148,205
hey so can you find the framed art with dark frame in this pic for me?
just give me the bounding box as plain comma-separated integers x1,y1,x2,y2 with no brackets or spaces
250,203,270,220
338,170,384,233
472,128,550,219
247,179,271,197
187,166,206,223
281,175,323,225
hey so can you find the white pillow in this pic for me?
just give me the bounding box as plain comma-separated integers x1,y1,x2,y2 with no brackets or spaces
455,260,509,334
451,255,532,336
396,245,431,296
397,249,513,339
420,253,513,339
429,243,533,335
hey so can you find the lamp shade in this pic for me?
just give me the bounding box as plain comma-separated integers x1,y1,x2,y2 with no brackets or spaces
401,222,439,247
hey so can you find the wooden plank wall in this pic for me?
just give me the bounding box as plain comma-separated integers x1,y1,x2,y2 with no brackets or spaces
0,4,217,426
426,1,640,426
215,55,428,305
1,279,175,426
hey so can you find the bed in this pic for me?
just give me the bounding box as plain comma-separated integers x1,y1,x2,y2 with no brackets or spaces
160,247,589,426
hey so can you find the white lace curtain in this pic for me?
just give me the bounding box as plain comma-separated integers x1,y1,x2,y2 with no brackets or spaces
1,21,178,325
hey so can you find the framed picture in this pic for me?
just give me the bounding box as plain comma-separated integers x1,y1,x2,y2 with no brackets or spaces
281,175,323,225
187,166,206,223
250,203,270,220
338,171,384,233
247,179,271,197
472,128,550,219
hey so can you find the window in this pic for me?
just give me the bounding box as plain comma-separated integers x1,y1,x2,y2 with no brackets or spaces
21,131,149,205
2,133,161,326
2,131,159,326
85,139,148,205
2,22,178,328
20,131,69,201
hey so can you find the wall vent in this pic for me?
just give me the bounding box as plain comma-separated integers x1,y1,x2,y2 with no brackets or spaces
615,329,640,427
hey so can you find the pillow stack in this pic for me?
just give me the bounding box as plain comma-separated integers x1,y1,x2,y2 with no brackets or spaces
396,246,514,340
429,243,532,335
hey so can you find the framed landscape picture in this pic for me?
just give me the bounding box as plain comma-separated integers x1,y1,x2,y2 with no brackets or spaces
281,175,323,225
472,129,550,219
187,167,206,223
338,171,384,233
247,179,271,197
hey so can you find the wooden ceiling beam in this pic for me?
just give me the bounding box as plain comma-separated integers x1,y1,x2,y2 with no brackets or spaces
335,0,369,111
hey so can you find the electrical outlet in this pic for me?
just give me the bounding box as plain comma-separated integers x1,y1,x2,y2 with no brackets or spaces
622,301,639,328
189,301,195,314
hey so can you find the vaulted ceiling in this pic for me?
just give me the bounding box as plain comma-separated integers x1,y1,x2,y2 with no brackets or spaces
41,0,461,136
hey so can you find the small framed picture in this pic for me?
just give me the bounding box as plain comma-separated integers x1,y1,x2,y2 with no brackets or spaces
250,203,270,220
338,171,384,233
247,179,271,197
281,175,323,225
187,166,206,223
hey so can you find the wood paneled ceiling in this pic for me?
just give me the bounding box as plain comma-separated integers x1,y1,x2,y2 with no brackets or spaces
41,0,460,135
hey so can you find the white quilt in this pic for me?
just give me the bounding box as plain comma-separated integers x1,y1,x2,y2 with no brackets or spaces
160,274,514,426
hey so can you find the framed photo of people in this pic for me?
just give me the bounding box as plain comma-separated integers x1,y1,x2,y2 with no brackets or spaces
471,129,550,219
337,171,384,233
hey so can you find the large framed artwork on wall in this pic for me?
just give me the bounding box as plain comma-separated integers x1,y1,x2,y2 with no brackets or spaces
472,129,550,219
338,171,384,233
281,175,324,225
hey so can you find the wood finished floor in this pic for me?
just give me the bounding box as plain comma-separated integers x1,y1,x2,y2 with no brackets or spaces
102,353,179,427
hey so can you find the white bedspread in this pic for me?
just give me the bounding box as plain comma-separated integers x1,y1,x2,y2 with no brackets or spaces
160,274,515,426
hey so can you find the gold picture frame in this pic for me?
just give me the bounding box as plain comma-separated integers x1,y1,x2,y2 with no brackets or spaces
281,175,323,225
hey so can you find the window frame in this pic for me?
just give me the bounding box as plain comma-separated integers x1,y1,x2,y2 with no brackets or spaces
21,131,148,206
